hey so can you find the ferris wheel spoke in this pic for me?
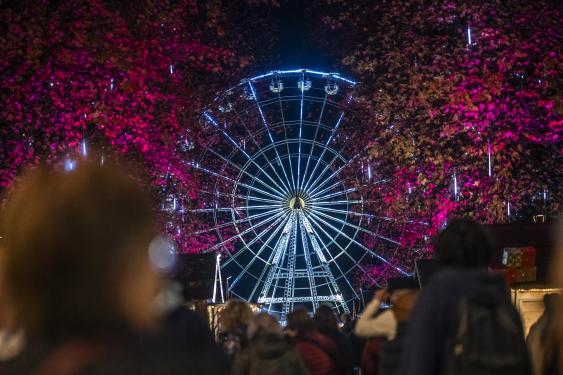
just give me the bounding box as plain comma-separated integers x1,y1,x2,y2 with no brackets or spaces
306,145,370,197
300,92,328,195
238,183,286,201
310,177,389,202
197,189,247,202
205,147,287,198
204,209,287,252
247,81,295,195
313,206,392,222
222,212,290,269
303,218,361,299
301,112,345,193
310,208,402,246
204,112,292,197
317,208,426,225
192,207,283,235
298,212,354,307
247,216,294,301
303,127,369,194
245,195,285,205
296,73,305,192
197,188,282,206
276,88,298,194
230,103,295,196
307,180,342,200
304,212,380,287
306,210,410,275
245,204,285,210
227,214,292,291
310,188,357,202
311,199,362,206
308,208,401,245
187,160,285,201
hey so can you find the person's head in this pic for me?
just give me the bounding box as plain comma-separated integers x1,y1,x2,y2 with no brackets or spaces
247,312,281,339
314,305,338,335
286,309,315,338
390,290,419,322
341,313,350,323
219,300,253,332
0,163,159,339
387,277,420,322
433,218,494,268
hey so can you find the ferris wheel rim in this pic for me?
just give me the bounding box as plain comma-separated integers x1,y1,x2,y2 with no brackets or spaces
175,69,418,315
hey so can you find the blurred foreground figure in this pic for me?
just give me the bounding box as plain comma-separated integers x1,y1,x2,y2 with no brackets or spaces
527,294,560,375
399,219,531,375
232,312,308,375
0,249,24,361
0,163,227,374
545,222,563,375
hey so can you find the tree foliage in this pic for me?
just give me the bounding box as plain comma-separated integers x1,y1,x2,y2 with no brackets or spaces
316,0,561,224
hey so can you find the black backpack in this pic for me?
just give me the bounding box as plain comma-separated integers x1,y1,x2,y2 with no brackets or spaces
442,297,531,375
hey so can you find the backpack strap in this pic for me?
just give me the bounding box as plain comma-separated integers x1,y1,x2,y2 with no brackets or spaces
34,337,118,375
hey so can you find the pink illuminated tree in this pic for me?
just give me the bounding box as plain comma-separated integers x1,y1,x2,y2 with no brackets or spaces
314,0,561,282
0,0,276,252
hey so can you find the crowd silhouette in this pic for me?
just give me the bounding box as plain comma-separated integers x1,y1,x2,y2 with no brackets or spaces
0,164,561,374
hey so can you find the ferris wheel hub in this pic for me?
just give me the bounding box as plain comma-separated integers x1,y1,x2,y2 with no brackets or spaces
288,196,307,210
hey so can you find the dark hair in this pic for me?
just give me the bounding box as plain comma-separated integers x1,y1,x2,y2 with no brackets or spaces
434,218,494,268
286,309,316,336
1,163,156,338
219,300,253,333
314,305,338,335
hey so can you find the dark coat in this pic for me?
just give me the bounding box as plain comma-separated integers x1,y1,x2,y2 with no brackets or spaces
398,268,530,375
360,337,381,375
322,330,355,374
379,321,408,375
162,306,225,360
294,331,340,375
233,333,309,375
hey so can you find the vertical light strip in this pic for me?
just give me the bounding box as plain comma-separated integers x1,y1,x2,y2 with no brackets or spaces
487,141,492,177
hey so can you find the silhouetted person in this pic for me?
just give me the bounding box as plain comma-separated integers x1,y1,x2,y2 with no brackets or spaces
527,293,561,375
340,314,354,336
547,221,563,374
286,308,339,375
357,279,418,375
0,163,228,374
0,248,24,362
399,219,531,375
218,299,254,363
315,305,354,374
156,280,226,368
233,312,308,375
378,288,418,375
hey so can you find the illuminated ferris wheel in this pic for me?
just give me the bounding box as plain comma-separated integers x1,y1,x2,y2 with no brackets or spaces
169,69,416,321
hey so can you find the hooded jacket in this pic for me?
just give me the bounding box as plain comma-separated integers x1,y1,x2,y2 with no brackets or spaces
398,268,530,375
